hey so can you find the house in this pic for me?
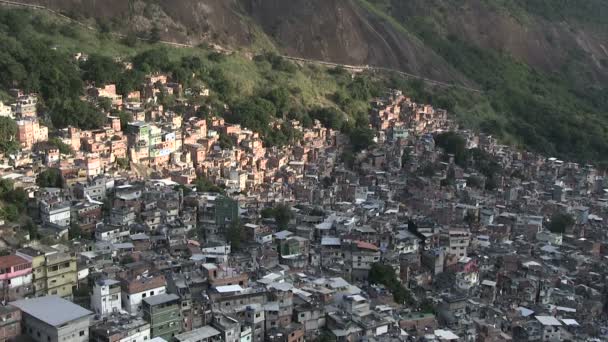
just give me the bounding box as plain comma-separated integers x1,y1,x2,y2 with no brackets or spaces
90,314,150,342
16,246,77,299
91,278,122,316
174,325,221,342
142,293,182,341
10,296,93,342
17,118,48,149
0,305,21,341
0,254,33,301
121,275,167,314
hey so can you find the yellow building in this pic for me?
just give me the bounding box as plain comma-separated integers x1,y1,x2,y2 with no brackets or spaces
16,245,77,299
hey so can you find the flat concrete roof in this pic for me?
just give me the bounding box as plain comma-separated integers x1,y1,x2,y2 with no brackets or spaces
10,296,92,327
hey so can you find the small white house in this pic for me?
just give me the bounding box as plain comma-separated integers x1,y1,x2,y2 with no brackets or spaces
91,279,122,316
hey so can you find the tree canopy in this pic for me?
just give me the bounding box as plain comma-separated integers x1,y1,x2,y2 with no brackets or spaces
547,213,575,234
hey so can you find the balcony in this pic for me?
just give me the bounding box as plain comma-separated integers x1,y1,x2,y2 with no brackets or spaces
46,262,76,278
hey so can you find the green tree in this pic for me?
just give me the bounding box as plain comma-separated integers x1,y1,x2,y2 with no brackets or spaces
218,133,234,149
68,222,82,240
264,87,290,115
0,117,19,154
435,132,467,165
149,25,162,43
273,204,293,229
1,204,19,222
195,175,224,194
37,168,63,188
23,218,38,240
369,263,414,305
48,137,73,155
401,149,410,168
348,127,375,153
116,157,129,170
81,54,122,86
547,213,575,234
225,221,243,251
309,107,344,130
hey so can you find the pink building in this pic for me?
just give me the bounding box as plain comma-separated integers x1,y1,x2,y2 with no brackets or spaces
0,255,33,301
17,118,48,149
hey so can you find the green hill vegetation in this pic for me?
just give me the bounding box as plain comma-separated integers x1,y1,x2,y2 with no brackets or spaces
1,3,608,164
362,0,608,162
0,8,388,148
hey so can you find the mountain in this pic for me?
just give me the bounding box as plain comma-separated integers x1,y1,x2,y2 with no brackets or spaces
6,0,608,161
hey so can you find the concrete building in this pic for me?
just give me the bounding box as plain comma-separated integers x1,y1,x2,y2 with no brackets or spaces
121,275,166,314
0,305,21,341
40,200,71,227
174,326,221,342
10,296,92,342
142,293,181,341
17,118,48,149
90,314,150,342
91,279,122,316
0,254,33,301
17,246,77,299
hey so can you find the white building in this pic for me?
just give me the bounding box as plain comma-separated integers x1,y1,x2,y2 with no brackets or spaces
40,201,71,227
91,279,122,316
121,276,166,314
0,101,13,118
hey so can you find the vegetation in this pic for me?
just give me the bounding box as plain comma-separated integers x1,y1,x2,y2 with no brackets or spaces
194,175,224,194
225,221,243,251
547,213,575,234
0,117,19,154
261,204,293,229
36,168,64,188
0,179,28,223
2,5,606,162
364,0,608,163
369,263,414,305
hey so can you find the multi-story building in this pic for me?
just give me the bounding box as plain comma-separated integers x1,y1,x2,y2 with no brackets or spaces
121,275,167,314
0,254,33,301
142,293,181,341
90,314,150,342
343,241,381,282
16,246,77,299
0,305,21,341
91,279,122,316
17,118,48,149
211,315,241,342
12,95,37,117
40,200,71,227
446,229,471,258
10,296,92,342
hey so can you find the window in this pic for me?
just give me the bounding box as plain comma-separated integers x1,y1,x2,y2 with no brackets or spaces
142,293,147,298
79,331,85,336
150,291,155,296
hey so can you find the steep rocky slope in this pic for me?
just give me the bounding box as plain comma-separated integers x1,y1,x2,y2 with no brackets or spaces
14,0,608,86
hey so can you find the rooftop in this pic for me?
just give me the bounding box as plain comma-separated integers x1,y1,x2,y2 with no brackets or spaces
143,293,180,306
174,325,220,342
10,296,92,326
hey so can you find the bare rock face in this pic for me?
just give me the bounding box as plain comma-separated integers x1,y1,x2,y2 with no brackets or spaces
14,0,608,85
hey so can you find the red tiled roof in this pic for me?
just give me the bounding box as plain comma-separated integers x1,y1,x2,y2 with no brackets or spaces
0,255,30,269
356,241,379,251
123,275,166,294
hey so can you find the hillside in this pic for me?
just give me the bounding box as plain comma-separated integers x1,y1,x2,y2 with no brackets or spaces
3,0,608,162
